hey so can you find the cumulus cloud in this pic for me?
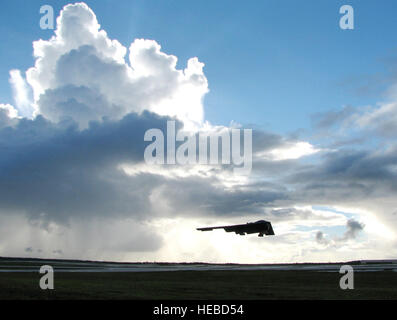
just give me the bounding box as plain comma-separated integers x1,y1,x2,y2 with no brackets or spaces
0,104,19,128
0,3,253,257
24,2,208,129
0,2,210,255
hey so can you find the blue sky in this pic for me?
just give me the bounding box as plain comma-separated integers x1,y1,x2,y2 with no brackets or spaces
2,0,397,134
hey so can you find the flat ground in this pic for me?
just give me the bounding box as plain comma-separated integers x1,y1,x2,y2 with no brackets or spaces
1,270,397,299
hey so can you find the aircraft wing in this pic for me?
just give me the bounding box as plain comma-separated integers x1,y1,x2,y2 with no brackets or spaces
266,222,275,235
197,223,247,232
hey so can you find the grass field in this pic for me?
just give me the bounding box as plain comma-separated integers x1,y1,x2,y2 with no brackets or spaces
1,270,397,300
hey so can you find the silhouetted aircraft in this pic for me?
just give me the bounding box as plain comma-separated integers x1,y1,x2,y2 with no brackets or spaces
197,220,275,237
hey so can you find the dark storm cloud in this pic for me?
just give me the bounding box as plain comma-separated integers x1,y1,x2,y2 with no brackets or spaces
153,177,289,217
287,147,397,205
0,111,177,222
1,102,307,226
251,129,286,153
1,105,394,237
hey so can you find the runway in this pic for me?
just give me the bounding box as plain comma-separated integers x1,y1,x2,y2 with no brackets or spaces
1,258,396,273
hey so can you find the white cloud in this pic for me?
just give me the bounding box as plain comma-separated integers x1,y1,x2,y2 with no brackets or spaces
0,103,18,119
25,2,208,129
354,102,397,137
9,70,34,118
0,103,19,128
256,141,319,161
